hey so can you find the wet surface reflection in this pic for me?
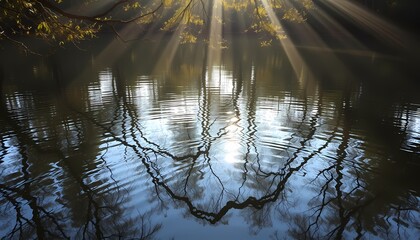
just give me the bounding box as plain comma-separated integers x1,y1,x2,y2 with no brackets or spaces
0,38,419,239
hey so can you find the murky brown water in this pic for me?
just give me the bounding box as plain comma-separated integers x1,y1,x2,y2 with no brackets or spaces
0,37,419,239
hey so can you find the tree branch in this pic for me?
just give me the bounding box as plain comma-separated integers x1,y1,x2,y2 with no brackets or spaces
35,0,164,24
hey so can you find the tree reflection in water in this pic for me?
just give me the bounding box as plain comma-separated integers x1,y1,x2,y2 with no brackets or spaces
0,38,419,239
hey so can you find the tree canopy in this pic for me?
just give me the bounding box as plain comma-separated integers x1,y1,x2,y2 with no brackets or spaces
0,0,314,50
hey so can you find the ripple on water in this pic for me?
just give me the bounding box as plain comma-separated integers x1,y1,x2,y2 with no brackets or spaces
1,42,420,239
400,109,420,154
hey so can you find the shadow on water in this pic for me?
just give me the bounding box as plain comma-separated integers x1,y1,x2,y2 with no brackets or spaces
0,37,419,239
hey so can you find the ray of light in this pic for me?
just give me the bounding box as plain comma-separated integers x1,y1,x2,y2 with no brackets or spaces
152,0,211,75
64,0,169,93
273,2,356,85
72,0,166,70
153,24,187,74
305,5,366,50
207,0,224,66
205,0,224,88
288,23,354,88
323,0,409,47
259,0,313,85
93,23,141,65
62,23,137,97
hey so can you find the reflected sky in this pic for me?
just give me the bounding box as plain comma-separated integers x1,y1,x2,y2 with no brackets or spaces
0,37,419,239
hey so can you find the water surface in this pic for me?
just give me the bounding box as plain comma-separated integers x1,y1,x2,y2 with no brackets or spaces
0,37,419,239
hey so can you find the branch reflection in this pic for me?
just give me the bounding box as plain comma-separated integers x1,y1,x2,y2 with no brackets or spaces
0,37,419,239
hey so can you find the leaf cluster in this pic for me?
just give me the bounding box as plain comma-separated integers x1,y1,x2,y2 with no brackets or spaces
0,0,314,49
0,0,100,46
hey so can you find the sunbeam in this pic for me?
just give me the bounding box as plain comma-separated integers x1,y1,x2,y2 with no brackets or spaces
260,0,313,86
323,0,409,47
305,4,366,50
154,24,186,74
205,0,224,90
207,0,224,66
278,6,355,87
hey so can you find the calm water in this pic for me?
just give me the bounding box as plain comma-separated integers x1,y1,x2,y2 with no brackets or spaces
0,37,419,239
